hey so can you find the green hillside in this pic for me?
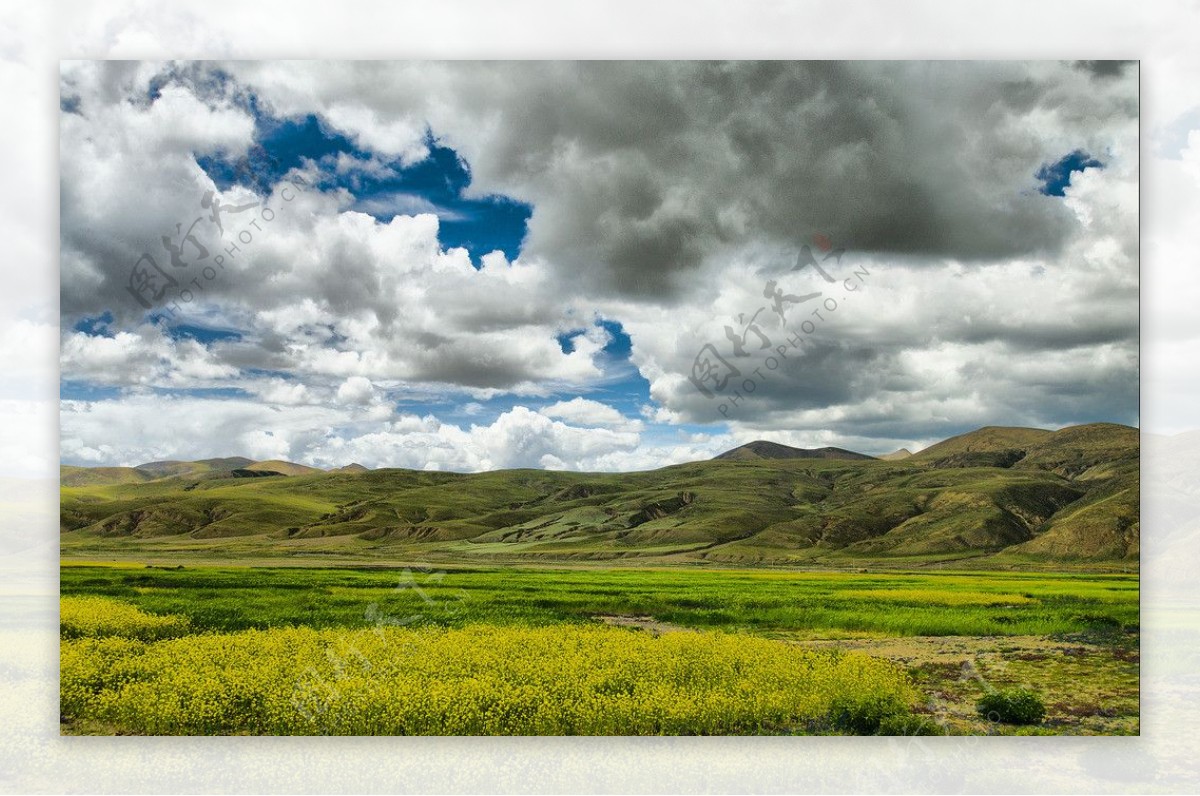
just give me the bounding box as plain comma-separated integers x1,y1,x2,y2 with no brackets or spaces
60,465,151,488
133,457,255,480
242,460,324,476
60,423,1139,568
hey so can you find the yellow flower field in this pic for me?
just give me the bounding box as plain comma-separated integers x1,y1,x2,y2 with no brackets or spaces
60,595,192,641
60,598,917,735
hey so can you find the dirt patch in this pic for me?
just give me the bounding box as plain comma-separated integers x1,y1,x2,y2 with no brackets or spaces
795,633,1138,735
593,614,690,635
798,634,1091,665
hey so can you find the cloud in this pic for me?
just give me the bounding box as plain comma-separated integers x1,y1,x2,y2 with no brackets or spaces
539,397,644,431
60,396,648,472
1073,60,1134,80
58,77,609,393
228,60,1137,300
60,325,239,387
604,131,1139,443
335,375,377,405
244,377,311,406
351,192,468,222
57,60,1140,467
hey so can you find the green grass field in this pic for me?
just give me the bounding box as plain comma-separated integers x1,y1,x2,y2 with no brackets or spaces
59,563,1139,735
60,563,1138,637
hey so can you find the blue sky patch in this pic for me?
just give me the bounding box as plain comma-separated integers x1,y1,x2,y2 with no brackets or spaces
554,319,650,416
1036,150,1103,196
72,313,114,337
60,380,124,401
344,138,531,263
195,102,531,264
158,322,244,345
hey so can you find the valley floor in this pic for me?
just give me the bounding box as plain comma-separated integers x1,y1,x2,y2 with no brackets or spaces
58,561,1139,736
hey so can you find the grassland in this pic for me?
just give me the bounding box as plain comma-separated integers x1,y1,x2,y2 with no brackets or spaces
60,564,1138,637
59,563,1139,735
58,424,1140,735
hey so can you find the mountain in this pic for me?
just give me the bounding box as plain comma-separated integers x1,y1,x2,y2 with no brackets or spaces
60,457,258,487
334,463,370,473
713,441,875,462
60,423,1139,567
241,460,324,476
910,426,1054,468
60,465,151,488
134,457,255,479
60,457,328,487
879,448,913,461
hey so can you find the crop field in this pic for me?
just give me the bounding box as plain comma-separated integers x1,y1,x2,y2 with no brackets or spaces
59,564,1139,735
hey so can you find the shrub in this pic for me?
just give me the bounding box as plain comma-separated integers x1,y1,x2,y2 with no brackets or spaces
976,687,1046,725
876,712,947,736
829,693,914,734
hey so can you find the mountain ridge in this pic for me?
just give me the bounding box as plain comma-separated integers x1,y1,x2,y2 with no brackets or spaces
60,423,1139,566
713,440,875,462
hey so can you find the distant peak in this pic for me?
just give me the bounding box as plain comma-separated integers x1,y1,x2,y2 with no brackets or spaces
714,440,874,461
245,460,323,476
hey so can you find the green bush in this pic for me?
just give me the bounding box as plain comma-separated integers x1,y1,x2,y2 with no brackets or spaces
977,687,1046,725
829,693,913,734
876,712,947,736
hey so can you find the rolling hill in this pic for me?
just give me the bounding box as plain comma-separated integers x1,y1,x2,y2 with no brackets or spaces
713,441,875,461
59,423,1139,568
242,460,324,476
133,457,256,480
62,457,323,487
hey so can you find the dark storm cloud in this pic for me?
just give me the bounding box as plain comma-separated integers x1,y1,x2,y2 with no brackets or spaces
410,61,1136,300
1073,60,1134,80
953,316,1138,352
706,333,1139,444
220,60,1139,302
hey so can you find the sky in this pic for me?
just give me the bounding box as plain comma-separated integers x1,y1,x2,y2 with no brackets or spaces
58,60,1140,472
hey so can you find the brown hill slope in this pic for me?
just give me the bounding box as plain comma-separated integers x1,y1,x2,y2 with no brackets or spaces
714,441,875,461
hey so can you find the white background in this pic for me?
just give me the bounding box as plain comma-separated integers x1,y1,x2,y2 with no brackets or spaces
2,1,1199,792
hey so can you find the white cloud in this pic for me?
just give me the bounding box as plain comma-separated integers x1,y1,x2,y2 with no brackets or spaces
352,192,467,222
335,375,377,405
60,396,655,473
60,326,239,388
322,101,429,164
58,72,612,394
539,397,643,431
244,378,311,406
